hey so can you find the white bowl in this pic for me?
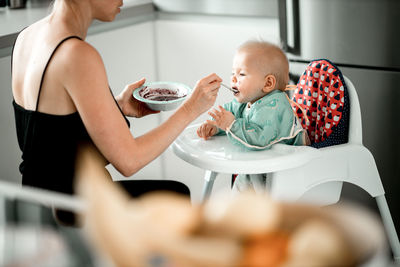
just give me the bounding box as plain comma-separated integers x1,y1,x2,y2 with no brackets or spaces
133,82,191,111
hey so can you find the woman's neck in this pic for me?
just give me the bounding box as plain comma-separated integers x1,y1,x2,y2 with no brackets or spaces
50,0,93,39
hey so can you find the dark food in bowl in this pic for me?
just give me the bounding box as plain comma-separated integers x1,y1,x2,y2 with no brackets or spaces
139,87,187,101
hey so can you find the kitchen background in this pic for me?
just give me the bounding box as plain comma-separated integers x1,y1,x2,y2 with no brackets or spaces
0,0,399,263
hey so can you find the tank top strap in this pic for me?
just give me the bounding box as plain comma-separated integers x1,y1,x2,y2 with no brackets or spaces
35,36,83,111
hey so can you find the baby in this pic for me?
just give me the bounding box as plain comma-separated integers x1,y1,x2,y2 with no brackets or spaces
197,40,309,194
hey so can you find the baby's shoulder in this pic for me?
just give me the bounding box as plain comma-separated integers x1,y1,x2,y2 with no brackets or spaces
256,91,288,109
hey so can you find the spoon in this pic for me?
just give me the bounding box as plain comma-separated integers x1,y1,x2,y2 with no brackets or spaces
221,83,239,94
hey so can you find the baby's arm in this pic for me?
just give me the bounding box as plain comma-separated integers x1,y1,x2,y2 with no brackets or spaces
197,123,218,140
197,104,235,140
197,102,236,140
207,106,236,131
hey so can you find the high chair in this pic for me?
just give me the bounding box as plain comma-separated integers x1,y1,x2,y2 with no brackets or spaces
171,60,400,262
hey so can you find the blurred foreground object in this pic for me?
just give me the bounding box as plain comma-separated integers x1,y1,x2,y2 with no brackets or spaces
75,144,388,267
0,226,70,266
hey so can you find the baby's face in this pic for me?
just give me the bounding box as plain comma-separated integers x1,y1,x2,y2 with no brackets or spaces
231,50,269,104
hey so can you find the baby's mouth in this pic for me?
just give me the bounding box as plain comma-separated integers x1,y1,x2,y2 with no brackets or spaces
232,86,239,95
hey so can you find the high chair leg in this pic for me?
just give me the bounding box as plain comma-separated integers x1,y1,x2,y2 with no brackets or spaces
376,195,400,263
200,171,218,203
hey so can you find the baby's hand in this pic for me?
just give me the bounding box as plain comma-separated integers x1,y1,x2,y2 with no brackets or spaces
197,123,218,140
207,106,235,131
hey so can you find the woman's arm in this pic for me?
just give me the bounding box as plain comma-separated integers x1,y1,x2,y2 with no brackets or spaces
58,40,221,177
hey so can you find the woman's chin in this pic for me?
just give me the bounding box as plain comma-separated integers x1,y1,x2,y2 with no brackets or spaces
97,13,118,22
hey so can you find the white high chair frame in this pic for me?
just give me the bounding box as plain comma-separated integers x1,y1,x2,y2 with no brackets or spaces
171,76,400,262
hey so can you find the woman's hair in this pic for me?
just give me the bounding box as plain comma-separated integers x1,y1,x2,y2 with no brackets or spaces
238,40,289,91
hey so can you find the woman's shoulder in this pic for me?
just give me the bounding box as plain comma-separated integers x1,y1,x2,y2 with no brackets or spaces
16,20,102,67
51,36,108,94
54,38,105,79
59,38,101,62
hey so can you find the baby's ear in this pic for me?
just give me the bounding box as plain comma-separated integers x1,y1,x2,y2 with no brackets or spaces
263,74,276,93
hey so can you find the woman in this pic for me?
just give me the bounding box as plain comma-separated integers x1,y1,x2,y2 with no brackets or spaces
11,0,221,223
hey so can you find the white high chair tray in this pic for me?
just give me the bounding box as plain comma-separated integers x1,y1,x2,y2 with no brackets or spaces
172,124,320,174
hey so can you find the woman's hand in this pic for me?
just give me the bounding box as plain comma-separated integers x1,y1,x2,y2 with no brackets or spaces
207,106,235,131
197,123,218,140
116,78,160,118
182,73,222,118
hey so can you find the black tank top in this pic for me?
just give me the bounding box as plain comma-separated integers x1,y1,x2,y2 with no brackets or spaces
12,35,129,195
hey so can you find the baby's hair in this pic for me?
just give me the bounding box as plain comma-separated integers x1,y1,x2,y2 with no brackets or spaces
237,39,289,91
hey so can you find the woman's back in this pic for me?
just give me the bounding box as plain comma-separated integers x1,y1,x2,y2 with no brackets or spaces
12,18,91,194
12,18,78,115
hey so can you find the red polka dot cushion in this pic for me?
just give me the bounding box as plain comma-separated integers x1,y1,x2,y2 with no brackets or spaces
291,59,350,148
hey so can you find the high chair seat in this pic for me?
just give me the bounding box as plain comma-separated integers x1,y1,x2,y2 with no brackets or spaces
171,74,400,262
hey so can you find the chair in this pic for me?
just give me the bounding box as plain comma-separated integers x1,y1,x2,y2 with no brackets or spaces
171,69,400,261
